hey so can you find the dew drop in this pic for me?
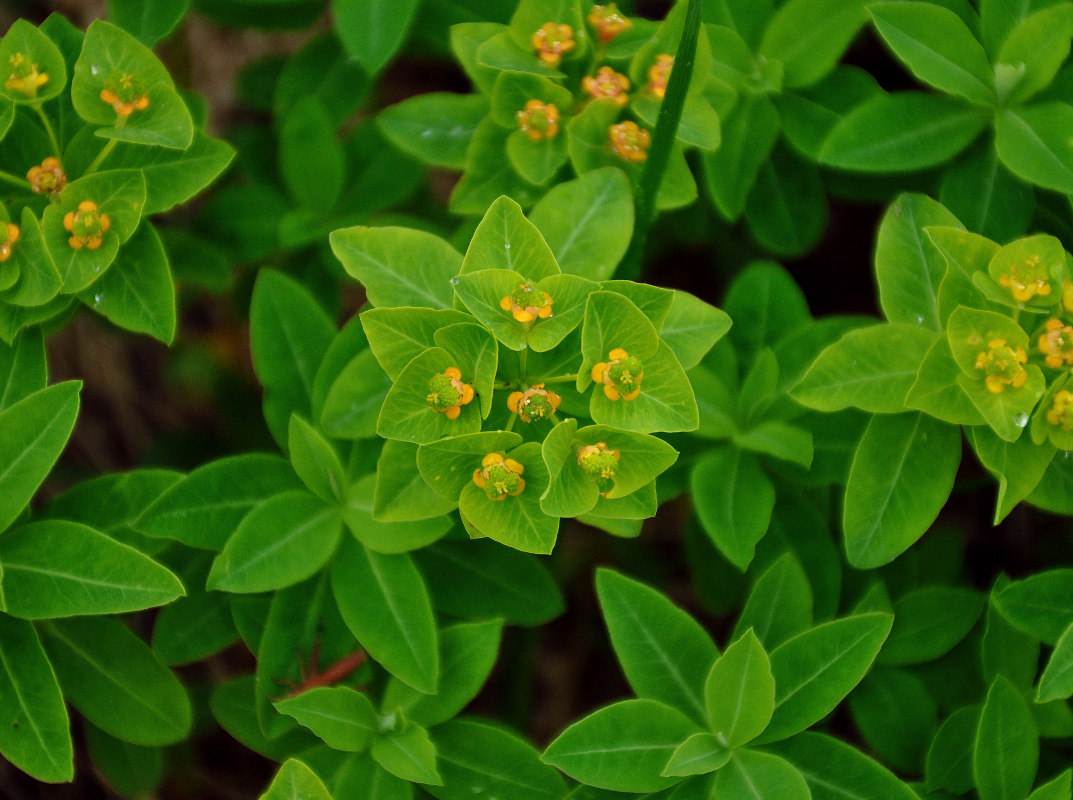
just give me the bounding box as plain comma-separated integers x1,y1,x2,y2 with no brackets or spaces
1064,450,1071,460
92,264,101,273
92,293,102,305
916,314,924,323
90,64,99,75
518,343,527,350
1014,412,1029,428
450,277,460,286
504,243,511,249
419,130,434,140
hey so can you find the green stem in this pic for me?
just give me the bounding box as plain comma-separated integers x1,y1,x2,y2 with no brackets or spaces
32,104,61,158
538,373,579,385
619,0,703,279
83,116,127,176
505,413,518,433
518,346,528,383
0,170,31,191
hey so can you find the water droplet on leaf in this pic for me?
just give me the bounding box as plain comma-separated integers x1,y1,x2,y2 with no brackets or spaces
1014,412,1029,428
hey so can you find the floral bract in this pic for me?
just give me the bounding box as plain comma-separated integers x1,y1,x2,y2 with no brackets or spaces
516,100,561,141
27,157,66,196
426,367,475,419
608,121,650,163
100,70,149,116
532,22,576,67
592,348,643,400
0,222,19,262
588,4,632,43
577,441,620,495
1046,389,1073,431
5,51,47,96
63,200,110,251
1038,319,1073,369
974,338,1029,393
582,67,630,106
472,452,525,500
500,282,553,323
997,254,1052,303
507,383,561,423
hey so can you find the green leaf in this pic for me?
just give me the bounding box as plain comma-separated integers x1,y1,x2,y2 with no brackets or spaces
995,569,1073,645
939,141,1034,245
332,537,438,693
723,261,811,358
1037,622,1073,702
417,430,523,500
974,676,1039,800
260,759,333,800
744,145,828,258
80,221,176,343
343,474,451,554
792,323,935,412
331,226,460,310
71,20,193,149
372,723,442,785
373,440,457,522
768,731,922,800
758,613,894,743
462,195,559,280
506,125,569,186
660,290,732,370
996,103,1073,194
843,413,961,568
151,581,239,666
0,19,67,104
733,553,813,650
997,5,1073,105
451,117,543,215
983,579,1040,691
279,97,344,212
875,193,963,331
331,755,410,800
596,568,719,725
0,519,183,617
760,0,869,87
1027,770,1073,800
0,380,80,533
878,587,984,666
905,336,987,425
288,415,347,503
529,167,634,282
415,539,564,627
691,446,774,571
734,420,814,469
928,225,1002,323
588,341,699,433
819,92,989,172
377,348,483,444
927,705,979,795
381,619,502,728
333,0,419,73
970,426,1056,524
542,699,703,793
712,750,810,799
4,207,60,307
661,732,731,777
43,616,191,746
105,0,190,45
870,2,995,106
274,687,378,752
705,629,775,748
0,327,45,412
0,615,71,783
360,307,473,380
430,718,566,800
84,722,163,799
206,491,342,594
702,94,780,220
849,667,937,774
377,92,488,169
135,453,303,550
250,270,335,448
777,64,882,161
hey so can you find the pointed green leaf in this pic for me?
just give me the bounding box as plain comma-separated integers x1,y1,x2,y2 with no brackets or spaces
274,687,378,752
705,629,775,748
260,759,333,800
768,731,921,800
996,103,1073,194
1038,622,1073,702
974,676,1039,800
662,732,730,777
712,750,810,800
995,570,1073,645
733,553,813,649
288,415,347,503
372,724,442,786
691,446,774,571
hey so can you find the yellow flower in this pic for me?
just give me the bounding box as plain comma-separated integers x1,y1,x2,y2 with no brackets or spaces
516,100,561,141
5,52,48,97
426,366,475,420
532,22,576,67
1038,318,1073,369
974,338,1028,394
63,200,110,251
591,347,643,401
472,452,526,500
576,441,620,495
588,4,633,43
646,54,674,99
500,282,553,323
507,383,562,423
1063,280,1073,313
582,67,630,106
1046,389,1073,431
608,121,650,163
100,71,150,116
997,254,1052,303
0,222,20,262
26,157,66,197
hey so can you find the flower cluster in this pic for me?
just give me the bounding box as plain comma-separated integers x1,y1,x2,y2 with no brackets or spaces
646,54,674,99
426,367,475,419
27,157,66,197
998,254,1052,303
507,383,561,423
516,100,561,141
100,71,150,116
582,67,630,106
608,121,651,163
588,4,632,43
592,348,643,400
500,282,553,323
577,441,620,495
5,52,48,97
0,222,20,262
1046,389,1073,431
974,339,1028,393
63,200,110,251
1038,319,1073,369
472,452,526,500
532,23,576,67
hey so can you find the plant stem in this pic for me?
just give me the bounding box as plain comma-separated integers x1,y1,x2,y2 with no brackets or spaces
83,117,127,176
518,346,528,382
538,373,578,385
505,413,518,433
0,170,31,191
32,103,61,157
619,0,704,279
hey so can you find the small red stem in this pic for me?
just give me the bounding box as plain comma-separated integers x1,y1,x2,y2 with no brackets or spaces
284,649,367,698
